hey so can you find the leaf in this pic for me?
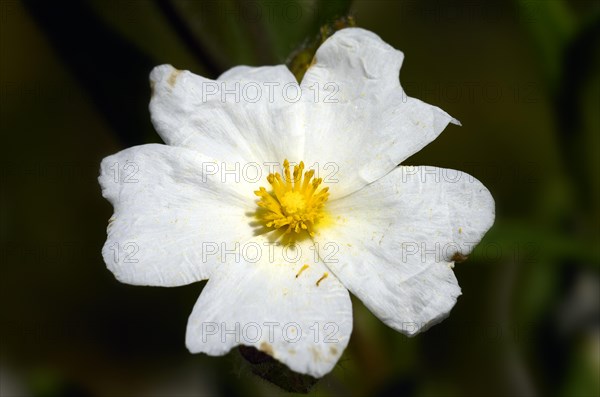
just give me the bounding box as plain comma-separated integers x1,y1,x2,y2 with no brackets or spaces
238,346,318,393
554,9,600,214
515,0,575,91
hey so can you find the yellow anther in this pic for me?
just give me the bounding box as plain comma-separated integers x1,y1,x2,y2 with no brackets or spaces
255,160,329,236
316,272,329,286
295,264,309,278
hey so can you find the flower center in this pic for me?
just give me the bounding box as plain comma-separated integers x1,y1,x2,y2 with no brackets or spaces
255,160,329,236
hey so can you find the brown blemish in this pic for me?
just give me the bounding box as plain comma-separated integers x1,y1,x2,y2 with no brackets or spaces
149,79,156,96
288,349,296,355
329,346,338,355
316,272,329,286
309,346,322,362
451,252,469,263
295,264,309,278
167,68,181,88
259,341,274,357
107,216,116,230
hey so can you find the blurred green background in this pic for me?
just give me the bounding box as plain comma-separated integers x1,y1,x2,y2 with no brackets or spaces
1,0,599,396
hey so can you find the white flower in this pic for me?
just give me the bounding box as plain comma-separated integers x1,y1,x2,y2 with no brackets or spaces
99,28,495,378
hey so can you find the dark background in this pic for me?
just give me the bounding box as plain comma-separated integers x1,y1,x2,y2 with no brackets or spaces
1,0,599,396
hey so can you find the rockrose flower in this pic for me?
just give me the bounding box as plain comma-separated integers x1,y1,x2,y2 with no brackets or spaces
99,28,495,377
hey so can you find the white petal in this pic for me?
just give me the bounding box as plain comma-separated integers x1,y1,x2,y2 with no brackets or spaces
301,28,459,198
99,144,256,286
316,166,495,335
150,64,303,165
186,236,352,378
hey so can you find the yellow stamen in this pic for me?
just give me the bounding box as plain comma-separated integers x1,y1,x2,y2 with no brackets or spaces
295,264,309,278
255,160,330,237
316,272,329,286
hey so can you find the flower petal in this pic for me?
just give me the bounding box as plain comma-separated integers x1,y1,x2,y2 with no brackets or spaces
186,237,352,378
99,144,255,286
316,166,495,335
301,28,459,198
150,64,303,165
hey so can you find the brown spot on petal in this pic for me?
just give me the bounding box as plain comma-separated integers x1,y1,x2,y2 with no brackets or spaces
167,68,181,88
107,216,116,231
329,346,338,355
259,341,274,357
309,346,322,362
451,252,469,263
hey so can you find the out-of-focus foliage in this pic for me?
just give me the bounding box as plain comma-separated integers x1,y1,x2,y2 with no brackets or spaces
1,0,598,396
